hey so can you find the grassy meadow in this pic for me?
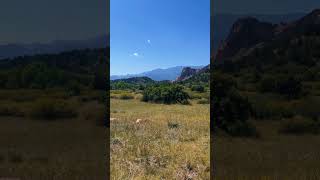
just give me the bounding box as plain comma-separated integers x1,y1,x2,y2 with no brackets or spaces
110,90,210,179
214,120,320,180
0,89,107,179
212,78,320,179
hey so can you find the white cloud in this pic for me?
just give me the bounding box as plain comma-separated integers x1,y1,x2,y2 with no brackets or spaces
131,52,139,57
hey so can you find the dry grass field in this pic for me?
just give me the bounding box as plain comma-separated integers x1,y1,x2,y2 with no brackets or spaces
110,90,210,179
214,120,320,180
0,89,107,180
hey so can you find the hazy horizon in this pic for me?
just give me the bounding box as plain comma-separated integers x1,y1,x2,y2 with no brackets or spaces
0,0,108,45
110,64,206,76
0,34,108,46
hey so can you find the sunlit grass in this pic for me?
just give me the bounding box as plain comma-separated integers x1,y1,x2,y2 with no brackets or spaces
110,95,210,179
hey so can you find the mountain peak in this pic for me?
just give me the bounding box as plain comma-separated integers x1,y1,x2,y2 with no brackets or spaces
299,9,320,25
176,67,198,81
215,17,275,62
176,65,210,82
310,9,320,16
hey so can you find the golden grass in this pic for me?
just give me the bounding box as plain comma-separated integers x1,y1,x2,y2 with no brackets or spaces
214,120,320,179
110,97,210,179
0,90,107,179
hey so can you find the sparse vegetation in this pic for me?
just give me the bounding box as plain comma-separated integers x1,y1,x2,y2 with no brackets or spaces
279,116,320,135
119,93,135,100
110,65,210,179
111,93,209,179
29,98,78,120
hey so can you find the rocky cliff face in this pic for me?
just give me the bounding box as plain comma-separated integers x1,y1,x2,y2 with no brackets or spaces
215,9,320,64
215,17,275,62
276,9,320,38
176,65,210,82
176,67,198,81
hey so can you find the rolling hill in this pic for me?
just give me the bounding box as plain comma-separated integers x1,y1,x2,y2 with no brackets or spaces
111,66,204,81
0,47,109,90
0,35,109,59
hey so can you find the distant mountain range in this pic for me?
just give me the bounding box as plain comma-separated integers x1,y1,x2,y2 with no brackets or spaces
111,66,204,81
212,13,305,53
0,35,109,59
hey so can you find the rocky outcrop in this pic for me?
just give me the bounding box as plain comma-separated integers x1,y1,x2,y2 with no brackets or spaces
176,67,198,81
215,9,320,64
215,17,275,62
176,65,210,82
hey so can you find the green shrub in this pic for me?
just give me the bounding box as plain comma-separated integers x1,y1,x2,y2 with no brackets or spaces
191,85,205,93
111,81,137,90
212,72,254,136
142,84,190,104
213,89,251,130
29,99,77,120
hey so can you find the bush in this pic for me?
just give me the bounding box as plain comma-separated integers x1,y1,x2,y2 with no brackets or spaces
213,89,251,130
29,99,77,120
191,85,205,93
142,84,190,104
212,72,256,136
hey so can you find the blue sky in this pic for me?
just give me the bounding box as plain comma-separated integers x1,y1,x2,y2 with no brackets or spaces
111,0,210,75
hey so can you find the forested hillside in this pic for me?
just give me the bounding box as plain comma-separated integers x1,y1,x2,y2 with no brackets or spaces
0,48,109,90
